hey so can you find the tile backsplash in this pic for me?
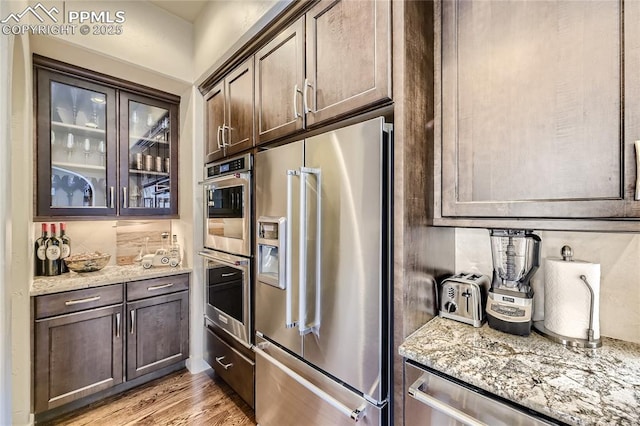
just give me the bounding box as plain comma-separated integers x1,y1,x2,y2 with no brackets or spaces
34,220,173,268
455,228,640,344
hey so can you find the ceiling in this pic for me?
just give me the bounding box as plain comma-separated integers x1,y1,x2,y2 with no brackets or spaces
148,0,209,23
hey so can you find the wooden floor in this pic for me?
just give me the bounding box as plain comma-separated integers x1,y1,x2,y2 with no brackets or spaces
42,369,256,426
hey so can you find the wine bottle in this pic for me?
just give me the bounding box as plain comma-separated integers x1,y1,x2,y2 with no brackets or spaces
34,223,48,276
59,222,71,273
169,234,182,266
45,223,61,276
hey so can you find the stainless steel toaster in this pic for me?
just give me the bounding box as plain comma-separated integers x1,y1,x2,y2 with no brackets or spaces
439,273,490,327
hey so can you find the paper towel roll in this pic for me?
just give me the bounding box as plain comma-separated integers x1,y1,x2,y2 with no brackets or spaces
544,258,600,340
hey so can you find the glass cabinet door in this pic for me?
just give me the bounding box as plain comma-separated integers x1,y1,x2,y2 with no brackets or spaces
120,92,178,216
36,70,117,217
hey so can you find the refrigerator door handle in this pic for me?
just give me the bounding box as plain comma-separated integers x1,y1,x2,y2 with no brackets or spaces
408,374,488,426
299,167,322,336
255,346,367,422
285,169,300,329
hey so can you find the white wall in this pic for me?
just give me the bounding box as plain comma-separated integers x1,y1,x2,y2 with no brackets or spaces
0,0,15,422
10,30,33,426
37,0,194,84
8,1,195,423
194,0,276,81
455,227,640,344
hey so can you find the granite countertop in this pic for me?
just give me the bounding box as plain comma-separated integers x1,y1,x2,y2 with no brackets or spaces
31,264,192,296
399,316,640,426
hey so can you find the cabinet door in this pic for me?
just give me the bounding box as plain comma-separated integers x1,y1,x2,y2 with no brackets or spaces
440,0,640,219
225,57,255,156
305,0,391,127
34,305,124,412
255,17,305,145
36,69,118,217
205,82,226,163
119,92,178,216
126,291,189,380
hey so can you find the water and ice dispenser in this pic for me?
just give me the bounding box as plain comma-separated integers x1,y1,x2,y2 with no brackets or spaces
257,217,286,289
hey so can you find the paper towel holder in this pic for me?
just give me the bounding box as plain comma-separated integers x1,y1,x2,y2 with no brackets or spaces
533,245,602,349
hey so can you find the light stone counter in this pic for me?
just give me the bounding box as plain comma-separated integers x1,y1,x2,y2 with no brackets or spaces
31,265,192,296
399,316,640,426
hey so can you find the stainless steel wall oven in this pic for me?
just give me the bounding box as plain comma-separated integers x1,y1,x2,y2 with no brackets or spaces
203,154,252,257
200,249,251,345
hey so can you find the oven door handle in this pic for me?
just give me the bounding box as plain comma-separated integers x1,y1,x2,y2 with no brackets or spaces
198,251,248,268
408,375,488,426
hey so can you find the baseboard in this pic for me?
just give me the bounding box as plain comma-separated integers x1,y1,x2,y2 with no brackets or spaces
186,356,210,374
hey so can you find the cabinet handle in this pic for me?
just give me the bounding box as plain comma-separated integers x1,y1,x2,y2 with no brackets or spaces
215,356,234,370
109,186,115,209
130,310,135,334
635,141,640,200
303,78,315,114
221,272,237,277
293,84,303,119
123,187,128,209
64,295,100,306
216,125,223,149
115,312,121,338
221,124,230,147
147,283,174,291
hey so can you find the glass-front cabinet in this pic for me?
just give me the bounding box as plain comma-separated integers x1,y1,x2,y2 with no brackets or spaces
35,56,179,218
119,93,178,216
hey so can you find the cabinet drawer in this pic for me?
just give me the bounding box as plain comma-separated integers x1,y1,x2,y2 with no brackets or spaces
34,284,123,319
126,274,189,301
205,326,254,408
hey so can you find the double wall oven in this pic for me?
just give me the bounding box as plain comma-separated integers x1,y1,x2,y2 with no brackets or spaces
200,153,252,345
199,153,255,408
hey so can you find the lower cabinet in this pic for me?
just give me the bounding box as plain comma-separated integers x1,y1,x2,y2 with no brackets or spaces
204,321,255,408
33,274,189,416
127,291,189,380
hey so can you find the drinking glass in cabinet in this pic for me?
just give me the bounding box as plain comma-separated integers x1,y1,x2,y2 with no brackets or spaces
49,81,107,208
127,101,171,210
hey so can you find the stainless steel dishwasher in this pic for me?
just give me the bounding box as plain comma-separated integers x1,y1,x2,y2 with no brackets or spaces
404,361,559,425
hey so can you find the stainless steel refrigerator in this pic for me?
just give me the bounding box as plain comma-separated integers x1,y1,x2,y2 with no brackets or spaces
254,117,391,426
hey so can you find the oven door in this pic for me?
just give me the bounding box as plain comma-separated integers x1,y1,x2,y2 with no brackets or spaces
200,250,251,346
203,173,251,257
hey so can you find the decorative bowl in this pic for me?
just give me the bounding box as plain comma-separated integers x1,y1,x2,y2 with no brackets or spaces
64,253,111,272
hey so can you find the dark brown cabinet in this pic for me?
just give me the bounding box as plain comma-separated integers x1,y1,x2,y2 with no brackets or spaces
34,56,179,218
204,57,254,162
33,285,124,413
255,17,306,145
126,276,189,380
437,0,640,226
33,274,190,415
304,0,391,127
254,0,391,146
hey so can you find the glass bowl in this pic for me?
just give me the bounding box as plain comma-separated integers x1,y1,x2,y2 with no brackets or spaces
64,253,111,272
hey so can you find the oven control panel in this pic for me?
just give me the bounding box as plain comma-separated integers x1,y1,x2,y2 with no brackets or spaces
206,153,252,178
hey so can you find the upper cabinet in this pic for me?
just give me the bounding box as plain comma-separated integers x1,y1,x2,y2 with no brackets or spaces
303,0,391,127
206,0,392,150
255,17,306,144
204,57,254,163
35,56,179,218
437,0,640,224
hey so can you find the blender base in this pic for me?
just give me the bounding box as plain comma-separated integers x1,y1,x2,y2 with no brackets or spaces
486,314,532,336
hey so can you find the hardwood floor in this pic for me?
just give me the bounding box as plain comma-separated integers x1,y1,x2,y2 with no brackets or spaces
42,369,256,426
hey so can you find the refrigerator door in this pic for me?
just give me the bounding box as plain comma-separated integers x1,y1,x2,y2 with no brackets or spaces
255,336,383,426
302,117,389,403
255,141,304,356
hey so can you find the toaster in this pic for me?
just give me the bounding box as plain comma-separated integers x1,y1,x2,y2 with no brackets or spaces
439,273,490,327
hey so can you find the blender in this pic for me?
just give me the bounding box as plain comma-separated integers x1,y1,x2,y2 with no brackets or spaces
486,229,541,336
